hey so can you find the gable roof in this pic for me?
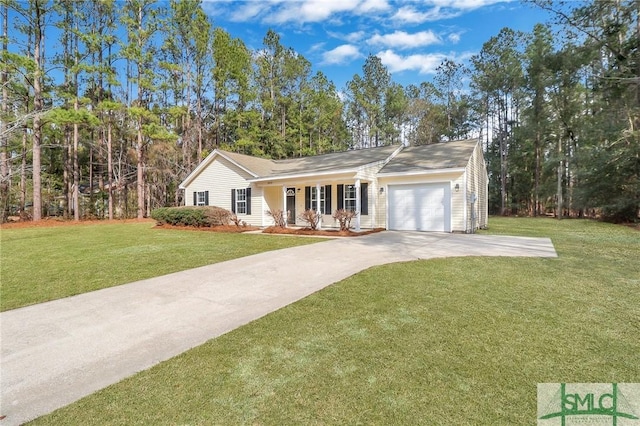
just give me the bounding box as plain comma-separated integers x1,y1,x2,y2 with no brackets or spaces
180,145,402,188
378,139,479,176
180,139,480,188
250,144,401,181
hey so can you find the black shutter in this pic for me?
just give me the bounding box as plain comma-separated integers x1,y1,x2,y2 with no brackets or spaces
325,185,332,214
246,187,252,215
361,183,369,215
305,186,311,210
231,189,236,213
337,184,344,210
204,191,209,206
193,192,197,206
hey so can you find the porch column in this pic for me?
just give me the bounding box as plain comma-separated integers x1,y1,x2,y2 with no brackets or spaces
355,179,361,231
282,185,287,227
316,183,322,230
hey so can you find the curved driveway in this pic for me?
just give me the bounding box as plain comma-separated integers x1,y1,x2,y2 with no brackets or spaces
0,231,556,425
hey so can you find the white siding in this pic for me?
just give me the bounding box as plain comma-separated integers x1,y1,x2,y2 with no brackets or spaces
451,174,465,231
183,156,264,227
464,143,488,231
355,161,384,229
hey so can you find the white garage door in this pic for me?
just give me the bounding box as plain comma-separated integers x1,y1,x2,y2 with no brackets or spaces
388,183,451,232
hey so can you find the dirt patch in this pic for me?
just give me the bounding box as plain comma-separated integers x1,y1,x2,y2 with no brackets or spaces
262,226,384,237
0,218,156,229
1,218,384,237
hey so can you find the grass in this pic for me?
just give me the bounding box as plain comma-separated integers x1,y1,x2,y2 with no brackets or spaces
0,222,321,311
26,218,640,424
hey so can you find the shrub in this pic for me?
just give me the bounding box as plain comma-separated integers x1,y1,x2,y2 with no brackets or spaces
229,214,241,227
151,206,232,227
266,209,287,227
207,207,233,226
332,209,358,231
298,209,321,230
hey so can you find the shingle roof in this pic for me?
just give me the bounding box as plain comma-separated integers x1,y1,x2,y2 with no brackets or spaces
378,139,478,174
219,144,401,179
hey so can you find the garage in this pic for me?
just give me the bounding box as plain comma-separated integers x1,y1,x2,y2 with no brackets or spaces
388,183,451,232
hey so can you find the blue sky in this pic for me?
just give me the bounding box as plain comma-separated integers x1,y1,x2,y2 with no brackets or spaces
202,0,553,90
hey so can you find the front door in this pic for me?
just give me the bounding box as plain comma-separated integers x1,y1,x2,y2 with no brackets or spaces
286,188,296,224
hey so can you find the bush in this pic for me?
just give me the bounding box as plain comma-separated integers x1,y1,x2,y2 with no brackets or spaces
266,209,287,227
332,209,358,231
298,209,321,230
151,206,232,227
229,214,247,227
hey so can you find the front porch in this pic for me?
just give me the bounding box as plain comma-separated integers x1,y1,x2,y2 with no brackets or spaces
259,180,378,230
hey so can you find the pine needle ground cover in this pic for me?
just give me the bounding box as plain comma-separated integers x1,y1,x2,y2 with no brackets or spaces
27,218,640,424
0,222,320,312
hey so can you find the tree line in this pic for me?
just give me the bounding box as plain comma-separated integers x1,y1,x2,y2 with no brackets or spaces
1,0,638,223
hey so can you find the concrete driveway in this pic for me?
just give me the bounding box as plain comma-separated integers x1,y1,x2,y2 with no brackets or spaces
0,231,556,425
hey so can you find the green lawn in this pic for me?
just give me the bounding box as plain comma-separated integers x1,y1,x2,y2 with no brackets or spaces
27,218,640,424
0,222,321,311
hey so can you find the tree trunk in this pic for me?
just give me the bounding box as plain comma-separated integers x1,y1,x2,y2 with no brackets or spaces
534,132,541,216
557,137,563,219
107,120,113,220
32,1,44,221
64,128,71,218
0,2,8,222
73,106,80,221
137,124,144,219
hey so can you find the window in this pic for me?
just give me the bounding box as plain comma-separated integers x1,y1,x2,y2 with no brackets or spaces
193,190,208,206
231,188,251,215
336,183,367,215
235,188,247,214
344,184,357,212
311,186,325,213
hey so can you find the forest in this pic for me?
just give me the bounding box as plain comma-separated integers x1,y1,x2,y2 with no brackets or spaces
1,0,638,223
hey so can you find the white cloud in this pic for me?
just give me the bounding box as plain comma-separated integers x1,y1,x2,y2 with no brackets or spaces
309,42,326,53
266,0,360,24
358,0,391,13
448,32,463,44
430,0,508,10
226,2,271,22
322,44,363,65
222,0,393,25
368,30,441,49
327,30,366,43
345,31,366,43
391,6,461,24
376,49,448,74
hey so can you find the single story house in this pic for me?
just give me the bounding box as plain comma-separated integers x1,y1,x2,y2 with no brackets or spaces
179,139,488,232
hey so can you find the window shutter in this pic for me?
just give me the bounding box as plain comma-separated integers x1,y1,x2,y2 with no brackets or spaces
325,185,332,214
246,188,252,215
204,191,209,206
361,183,369,215
305,186,311,210
231,189,236,213
193,192,197,206
337,184,344,210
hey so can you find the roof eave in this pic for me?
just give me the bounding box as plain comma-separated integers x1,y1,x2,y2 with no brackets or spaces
179,150,260,189
377,167,466,178
179,150,219,189
249,168,359,183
